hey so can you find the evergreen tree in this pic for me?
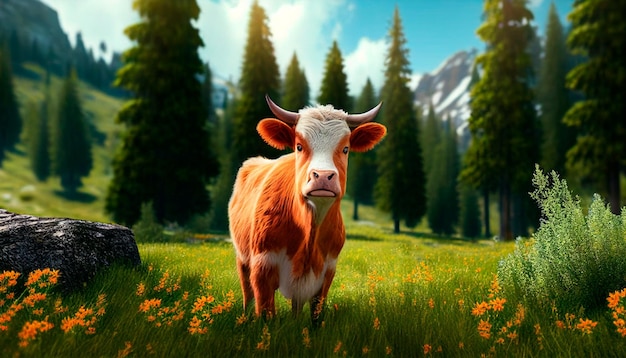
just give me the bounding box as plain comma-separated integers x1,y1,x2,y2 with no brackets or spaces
375,7,426,233
282,52,310,111
421,102,441,174
564,0,626,214
538,2,574,175
201,63,217,124
209,96,237,231
349,78,378,220
231,0,281,167
463,62,491,237
460,0,538,240
52,69,92,193
317,40,351,111
106,0,219,225
459,183,482,238
0,41,22,166
426,118,459,235
28,94,51,181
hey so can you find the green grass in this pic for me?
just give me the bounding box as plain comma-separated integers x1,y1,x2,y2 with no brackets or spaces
2,219,626,357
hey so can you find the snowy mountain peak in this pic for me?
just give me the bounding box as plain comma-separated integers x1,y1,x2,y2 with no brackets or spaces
414,49,477,142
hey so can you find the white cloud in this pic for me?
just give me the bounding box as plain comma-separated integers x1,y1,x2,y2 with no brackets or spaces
528,0,543,8
344,37,386,97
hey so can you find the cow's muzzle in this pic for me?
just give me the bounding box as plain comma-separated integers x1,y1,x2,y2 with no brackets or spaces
305,170,340,198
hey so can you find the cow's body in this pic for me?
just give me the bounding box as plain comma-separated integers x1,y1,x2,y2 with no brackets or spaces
229,96,386,321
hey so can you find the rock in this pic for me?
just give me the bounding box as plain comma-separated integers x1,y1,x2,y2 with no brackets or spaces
0,209,141,291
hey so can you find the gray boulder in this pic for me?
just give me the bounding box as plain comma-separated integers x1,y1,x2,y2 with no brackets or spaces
0,209,140,291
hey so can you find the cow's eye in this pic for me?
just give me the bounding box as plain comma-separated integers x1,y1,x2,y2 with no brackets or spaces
343,146,349,154
296,143,303,152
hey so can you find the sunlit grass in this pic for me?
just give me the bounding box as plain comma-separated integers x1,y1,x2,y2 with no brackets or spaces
2,223,626,356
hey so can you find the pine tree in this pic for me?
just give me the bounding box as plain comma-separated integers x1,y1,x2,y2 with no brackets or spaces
0,41,22,166
538,2,574,175
201,63,217,124
463,61,491,238
106,0,219,225
317,40,351,111
461,0,538,240
52,69,92,193
282,52,310,111
421,103,441,174
375,7,426,233
427,118,459,235
459,183,482,238
28,94,51,181
564,0,626,214
231,0,282,167
349,78,378,220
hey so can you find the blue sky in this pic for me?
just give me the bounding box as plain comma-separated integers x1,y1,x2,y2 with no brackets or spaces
40,0,573,98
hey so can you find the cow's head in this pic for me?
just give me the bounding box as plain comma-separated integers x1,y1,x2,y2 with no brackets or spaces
257,96,386,217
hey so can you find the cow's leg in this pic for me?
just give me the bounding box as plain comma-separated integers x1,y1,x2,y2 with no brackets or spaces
236,257,254,311
310,268,336,326
250,263,279,318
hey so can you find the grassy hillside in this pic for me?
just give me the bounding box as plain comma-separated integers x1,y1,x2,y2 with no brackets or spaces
0,63,124,223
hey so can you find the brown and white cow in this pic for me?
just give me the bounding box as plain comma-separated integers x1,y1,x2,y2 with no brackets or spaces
228,95,386,322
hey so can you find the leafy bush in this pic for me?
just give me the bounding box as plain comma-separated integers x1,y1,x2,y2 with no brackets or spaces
132,202,164,243
498,166,626,311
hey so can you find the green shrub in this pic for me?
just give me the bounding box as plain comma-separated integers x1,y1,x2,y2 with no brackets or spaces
132,202,165,243
498,166,626,311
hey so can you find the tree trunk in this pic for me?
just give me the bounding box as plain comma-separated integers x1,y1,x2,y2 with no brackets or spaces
499,181,513,241
483,189,491,238
393,218,400,234
608,162,621,215
353,199,359,221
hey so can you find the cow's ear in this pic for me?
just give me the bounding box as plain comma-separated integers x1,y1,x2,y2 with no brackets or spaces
257,118,295,150
349,122,387,152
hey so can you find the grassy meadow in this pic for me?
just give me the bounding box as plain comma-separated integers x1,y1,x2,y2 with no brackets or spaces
2,202,626,357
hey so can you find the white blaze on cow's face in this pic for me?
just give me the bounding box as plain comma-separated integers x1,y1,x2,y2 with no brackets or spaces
294,106,351,213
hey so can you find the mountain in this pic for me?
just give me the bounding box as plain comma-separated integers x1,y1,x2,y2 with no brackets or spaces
413,49,477,149
0,0,72,71
0,0,121,93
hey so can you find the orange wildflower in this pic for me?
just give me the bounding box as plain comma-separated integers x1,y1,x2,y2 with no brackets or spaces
256,324,271,351
301,327,311,348
139,298,161,313
373,317,380,330
23,292,47,307
423,344,432,355
192,295,215,313
18,318,54,347
608,290,622,309
489,297,506,312
575,318,597,335
136,283,146,296
236,313,248,326
478,319,492,339
333,341,343,354
472,301,490,316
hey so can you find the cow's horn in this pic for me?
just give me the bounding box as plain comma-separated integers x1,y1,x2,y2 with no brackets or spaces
266,95,299,125
346,102,383,128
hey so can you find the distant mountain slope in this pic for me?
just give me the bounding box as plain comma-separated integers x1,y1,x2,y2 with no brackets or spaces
0,0,72,68
413,49,477,147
